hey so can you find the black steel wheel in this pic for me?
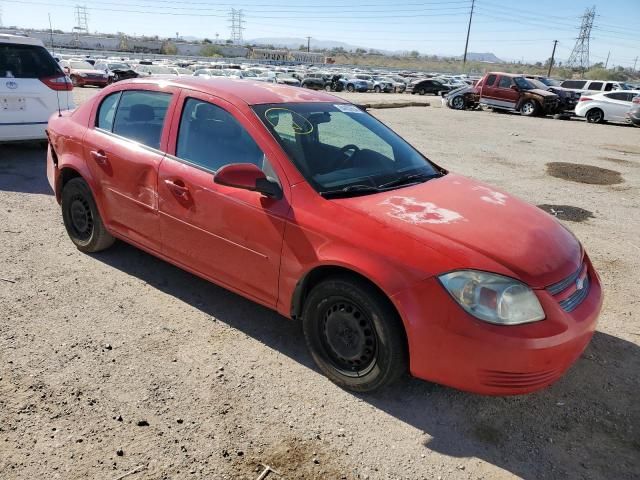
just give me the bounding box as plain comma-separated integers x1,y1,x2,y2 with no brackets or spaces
61,177,115,253
302,276,408,392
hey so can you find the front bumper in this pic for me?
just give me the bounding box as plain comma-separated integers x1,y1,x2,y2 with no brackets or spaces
392,255,602,395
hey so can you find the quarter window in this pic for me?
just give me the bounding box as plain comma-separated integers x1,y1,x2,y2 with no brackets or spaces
111,90,172,149
176,98,267,174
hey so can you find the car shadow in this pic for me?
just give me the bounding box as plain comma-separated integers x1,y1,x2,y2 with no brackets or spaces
93,242,639,480
0,143,52,195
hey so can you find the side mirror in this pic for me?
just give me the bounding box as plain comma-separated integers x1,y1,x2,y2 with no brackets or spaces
214,163,282,199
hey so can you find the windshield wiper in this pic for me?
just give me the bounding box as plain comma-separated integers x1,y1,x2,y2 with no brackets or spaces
319,184,382,199
378,172,442,190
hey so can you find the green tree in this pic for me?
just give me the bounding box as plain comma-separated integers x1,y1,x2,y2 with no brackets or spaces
202,38,212,44
200,44,222,57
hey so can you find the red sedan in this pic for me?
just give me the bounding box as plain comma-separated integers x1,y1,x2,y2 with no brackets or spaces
46,78,602,395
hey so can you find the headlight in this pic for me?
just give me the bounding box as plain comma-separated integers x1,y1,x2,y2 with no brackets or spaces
439,270,545,325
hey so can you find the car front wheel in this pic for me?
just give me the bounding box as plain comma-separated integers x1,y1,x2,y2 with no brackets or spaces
302,276,408,392
451,95,465,110
520,100,539,116
61,178,115,253
586,108,604,124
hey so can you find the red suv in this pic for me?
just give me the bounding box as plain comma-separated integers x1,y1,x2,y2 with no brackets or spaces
46,78,602,395
475,72,560,116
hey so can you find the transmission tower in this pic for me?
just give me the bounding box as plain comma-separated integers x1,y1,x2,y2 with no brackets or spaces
566,6,596,74
228,8,245,44
74,5,89,35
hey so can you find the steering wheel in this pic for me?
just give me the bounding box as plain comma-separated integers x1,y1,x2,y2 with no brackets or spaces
337,144,361,168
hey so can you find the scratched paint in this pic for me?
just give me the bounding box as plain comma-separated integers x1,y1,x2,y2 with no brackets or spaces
381,196,464,225
472,186,508,206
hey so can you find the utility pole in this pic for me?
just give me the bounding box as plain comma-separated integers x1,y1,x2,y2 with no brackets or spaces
604,50,610,69
462,0,475,67
306,36,311,53
547,40,558,77
48,13,55,53
634,56,638,72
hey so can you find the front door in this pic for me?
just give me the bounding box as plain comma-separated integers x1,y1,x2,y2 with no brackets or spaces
158,92,289,306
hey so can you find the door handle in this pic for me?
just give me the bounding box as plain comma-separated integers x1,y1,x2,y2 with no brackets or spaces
90,150,108,165
164,179,190,198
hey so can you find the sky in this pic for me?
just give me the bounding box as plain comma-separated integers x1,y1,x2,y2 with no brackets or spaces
1,0,638,67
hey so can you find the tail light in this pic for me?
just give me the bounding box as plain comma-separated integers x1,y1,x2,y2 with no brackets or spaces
40,74,73,91
579,97,592,102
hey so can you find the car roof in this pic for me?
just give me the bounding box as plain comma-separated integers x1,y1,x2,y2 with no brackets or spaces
0,33,45,46
120,77,345,105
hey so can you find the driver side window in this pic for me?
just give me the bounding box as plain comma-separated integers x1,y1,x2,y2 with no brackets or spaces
176,98,277,181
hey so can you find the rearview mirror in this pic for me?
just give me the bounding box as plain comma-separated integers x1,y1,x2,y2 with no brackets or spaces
214,163,282,199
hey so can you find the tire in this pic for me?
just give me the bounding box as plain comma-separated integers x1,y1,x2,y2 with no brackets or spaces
520,99,538,117
451,95,465,110
347,84,355,93
324,84,332,91
418,88,426,96
61,177,115,253
374,85,381,93
302,276,408,392
70,75,79,87
585,108,604,124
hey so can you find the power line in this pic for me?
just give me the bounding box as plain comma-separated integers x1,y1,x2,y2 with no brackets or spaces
566,6,596,75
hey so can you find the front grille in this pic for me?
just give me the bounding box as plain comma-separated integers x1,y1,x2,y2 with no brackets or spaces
559,276,590,312
547,262,590,312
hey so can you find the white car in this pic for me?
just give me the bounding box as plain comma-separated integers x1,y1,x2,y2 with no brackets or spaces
1,34,74,142
575,90,640,124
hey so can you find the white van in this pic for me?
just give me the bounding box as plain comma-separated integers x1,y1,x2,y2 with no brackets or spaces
0,34,74,142
559,79,632,94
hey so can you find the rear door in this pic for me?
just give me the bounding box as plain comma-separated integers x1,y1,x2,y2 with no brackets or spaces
83,86,179,251
601,92,633,121
0,41,73,138
158,90,289,306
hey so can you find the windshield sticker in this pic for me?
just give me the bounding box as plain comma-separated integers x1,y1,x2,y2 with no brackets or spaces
264,107,314,135
472,186,508,206
334,104,364,114
381,196,464,225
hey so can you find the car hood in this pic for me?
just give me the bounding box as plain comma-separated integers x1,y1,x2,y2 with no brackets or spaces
74,69,106,75
334,174,581,288
529,88,558,98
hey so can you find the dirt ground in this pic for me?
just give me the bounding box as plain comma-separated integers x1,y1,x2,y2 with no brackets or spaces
1,87,639,480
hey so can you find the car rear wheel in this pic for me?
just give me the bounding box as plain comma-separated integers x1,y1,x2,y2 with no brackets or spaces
61,178,115,253
418,88,426,95
374,85,381,93
451,95,465,110
347,84,355,93
302,276,408,392
586,108,604,124
520,100,539,116
324,84,332,91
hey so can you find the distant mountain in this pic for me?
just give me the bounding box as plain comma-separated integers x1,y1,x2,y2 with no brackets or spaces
248,37,363,51
459,52,503,63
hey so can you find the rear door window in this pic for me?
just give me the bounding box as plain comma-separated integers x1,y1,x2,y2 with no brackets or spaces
112,90,172,149
0,43,62,78
498,76,512,89
561,80,586,89
96,92,121,131
485,74,497,86
604,92,628,101
588,82,603,91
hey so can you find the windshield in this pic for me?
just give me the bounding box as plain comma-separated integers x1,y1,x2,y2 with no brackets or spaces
253,103,442,195
71,61,94,69
148,65,172,74
513,77,534,90
528,79,548,90
108,63,131,70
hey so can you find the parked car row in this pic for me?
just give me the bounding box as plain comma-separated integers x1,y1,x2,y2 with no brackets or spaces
443,71,640,126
